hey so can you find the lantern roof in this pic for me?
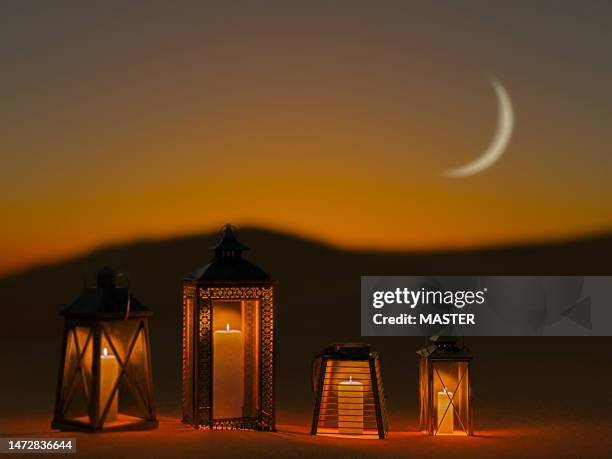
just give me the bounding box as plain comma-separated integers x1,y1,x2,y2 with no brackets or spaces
61,267,152,319
314,343,374,361
191,224,271,281
416,336,472,360
211,223,249,253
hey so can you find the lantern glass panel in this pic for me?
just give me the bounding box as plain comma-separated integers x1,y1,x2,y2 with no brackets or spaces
62,326,93,422
431,360,470,435
418,355,428,429
211,299,260,420
182,297,195,419
99,319,152,425
318,360,378,438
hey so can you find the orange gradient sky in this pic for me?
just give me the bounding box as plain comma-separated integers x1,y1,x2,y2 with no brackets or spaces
1,1,611,275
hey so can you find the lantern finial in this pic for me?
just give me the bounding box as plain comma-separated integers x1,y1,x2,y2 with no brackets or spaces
97,266,118,288
211,223,249,259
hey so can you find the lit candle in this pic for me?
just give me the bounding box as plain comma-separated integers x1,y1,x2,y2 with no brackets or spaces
338,376,363,435
213,323,243,419
437,388,454,434
100,347,119,421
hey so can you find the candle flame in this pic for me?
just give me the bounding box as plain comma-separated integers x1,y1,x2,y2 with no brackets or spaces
226,323,230,332
349,376,353,382
103,347,108,357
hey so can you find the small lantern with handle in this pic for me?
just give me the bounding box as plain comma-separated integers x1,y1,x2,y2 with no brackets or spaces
52,267,158,432
417,336,473,436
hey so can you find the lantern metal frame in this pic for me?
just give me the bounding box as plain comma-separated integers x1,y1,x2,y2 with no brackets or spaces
417,337,473,436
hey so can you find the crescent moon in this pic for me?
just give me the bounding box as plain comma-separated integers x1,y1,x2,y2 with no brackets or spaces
444,78,514,178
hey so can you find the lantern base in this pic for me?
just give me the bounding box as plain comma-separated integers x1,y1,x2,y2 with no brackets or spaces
182,415,275,431
181,415,276,432
314,427,383,440
51,416,158,433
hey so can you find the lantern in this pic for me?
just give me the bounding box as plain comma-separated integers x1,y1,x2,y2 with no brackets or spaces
417,336,473,436
182,224,276,430
311,343,388,439
51,267,158,432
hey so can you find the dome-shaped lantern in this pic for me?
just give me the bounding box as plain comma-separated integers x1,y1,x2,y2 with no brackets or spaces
52,268,158,432
182,224,276,430
191,224,270,281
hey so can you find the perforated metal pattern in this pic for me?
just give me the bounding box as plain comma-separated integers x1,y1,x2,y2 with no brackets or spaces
259,287,275,430
181,283,196,423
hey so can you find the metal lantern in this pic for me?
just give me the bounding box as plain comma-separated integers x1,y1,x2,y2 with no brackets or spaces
182,224,276,430
417,336,473,436
52,268,158,432
311,343,388,439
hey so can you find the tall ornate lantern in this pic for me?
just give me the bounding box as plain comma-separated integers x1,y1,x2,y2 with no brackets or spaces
182,224,276,430
417,336,473,436
52,268,157,432
311,343,388,439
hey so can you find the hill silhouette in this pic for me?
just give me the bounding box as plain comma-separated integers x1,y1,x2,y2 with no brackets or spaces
1,227,611,430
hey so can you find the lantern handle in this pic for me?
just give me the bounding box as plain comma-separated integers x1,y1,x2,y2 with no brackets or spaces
119,272,131,320
310,345,335,393
310,351,328,393
124,290,131,320
310,356,319,393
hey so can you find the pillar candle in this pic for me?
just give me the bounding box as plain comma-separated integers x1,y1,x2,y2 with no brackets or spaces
100,347,119,421
338,376,363,435
213,324,243,419
437,389,454,434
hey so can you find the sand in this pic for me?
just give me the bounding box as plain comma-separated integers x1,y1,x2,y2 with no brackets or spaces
1,413,610,459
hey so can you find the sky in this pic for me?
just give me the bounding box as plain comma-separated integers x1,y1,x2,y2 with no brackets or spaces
1,1,611,275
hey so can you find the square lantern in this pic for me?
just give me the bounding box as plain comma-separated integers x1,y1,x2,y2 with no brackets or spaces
311,343,389,439
52,267,158,432
182,224,276,430
417,336,473,436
